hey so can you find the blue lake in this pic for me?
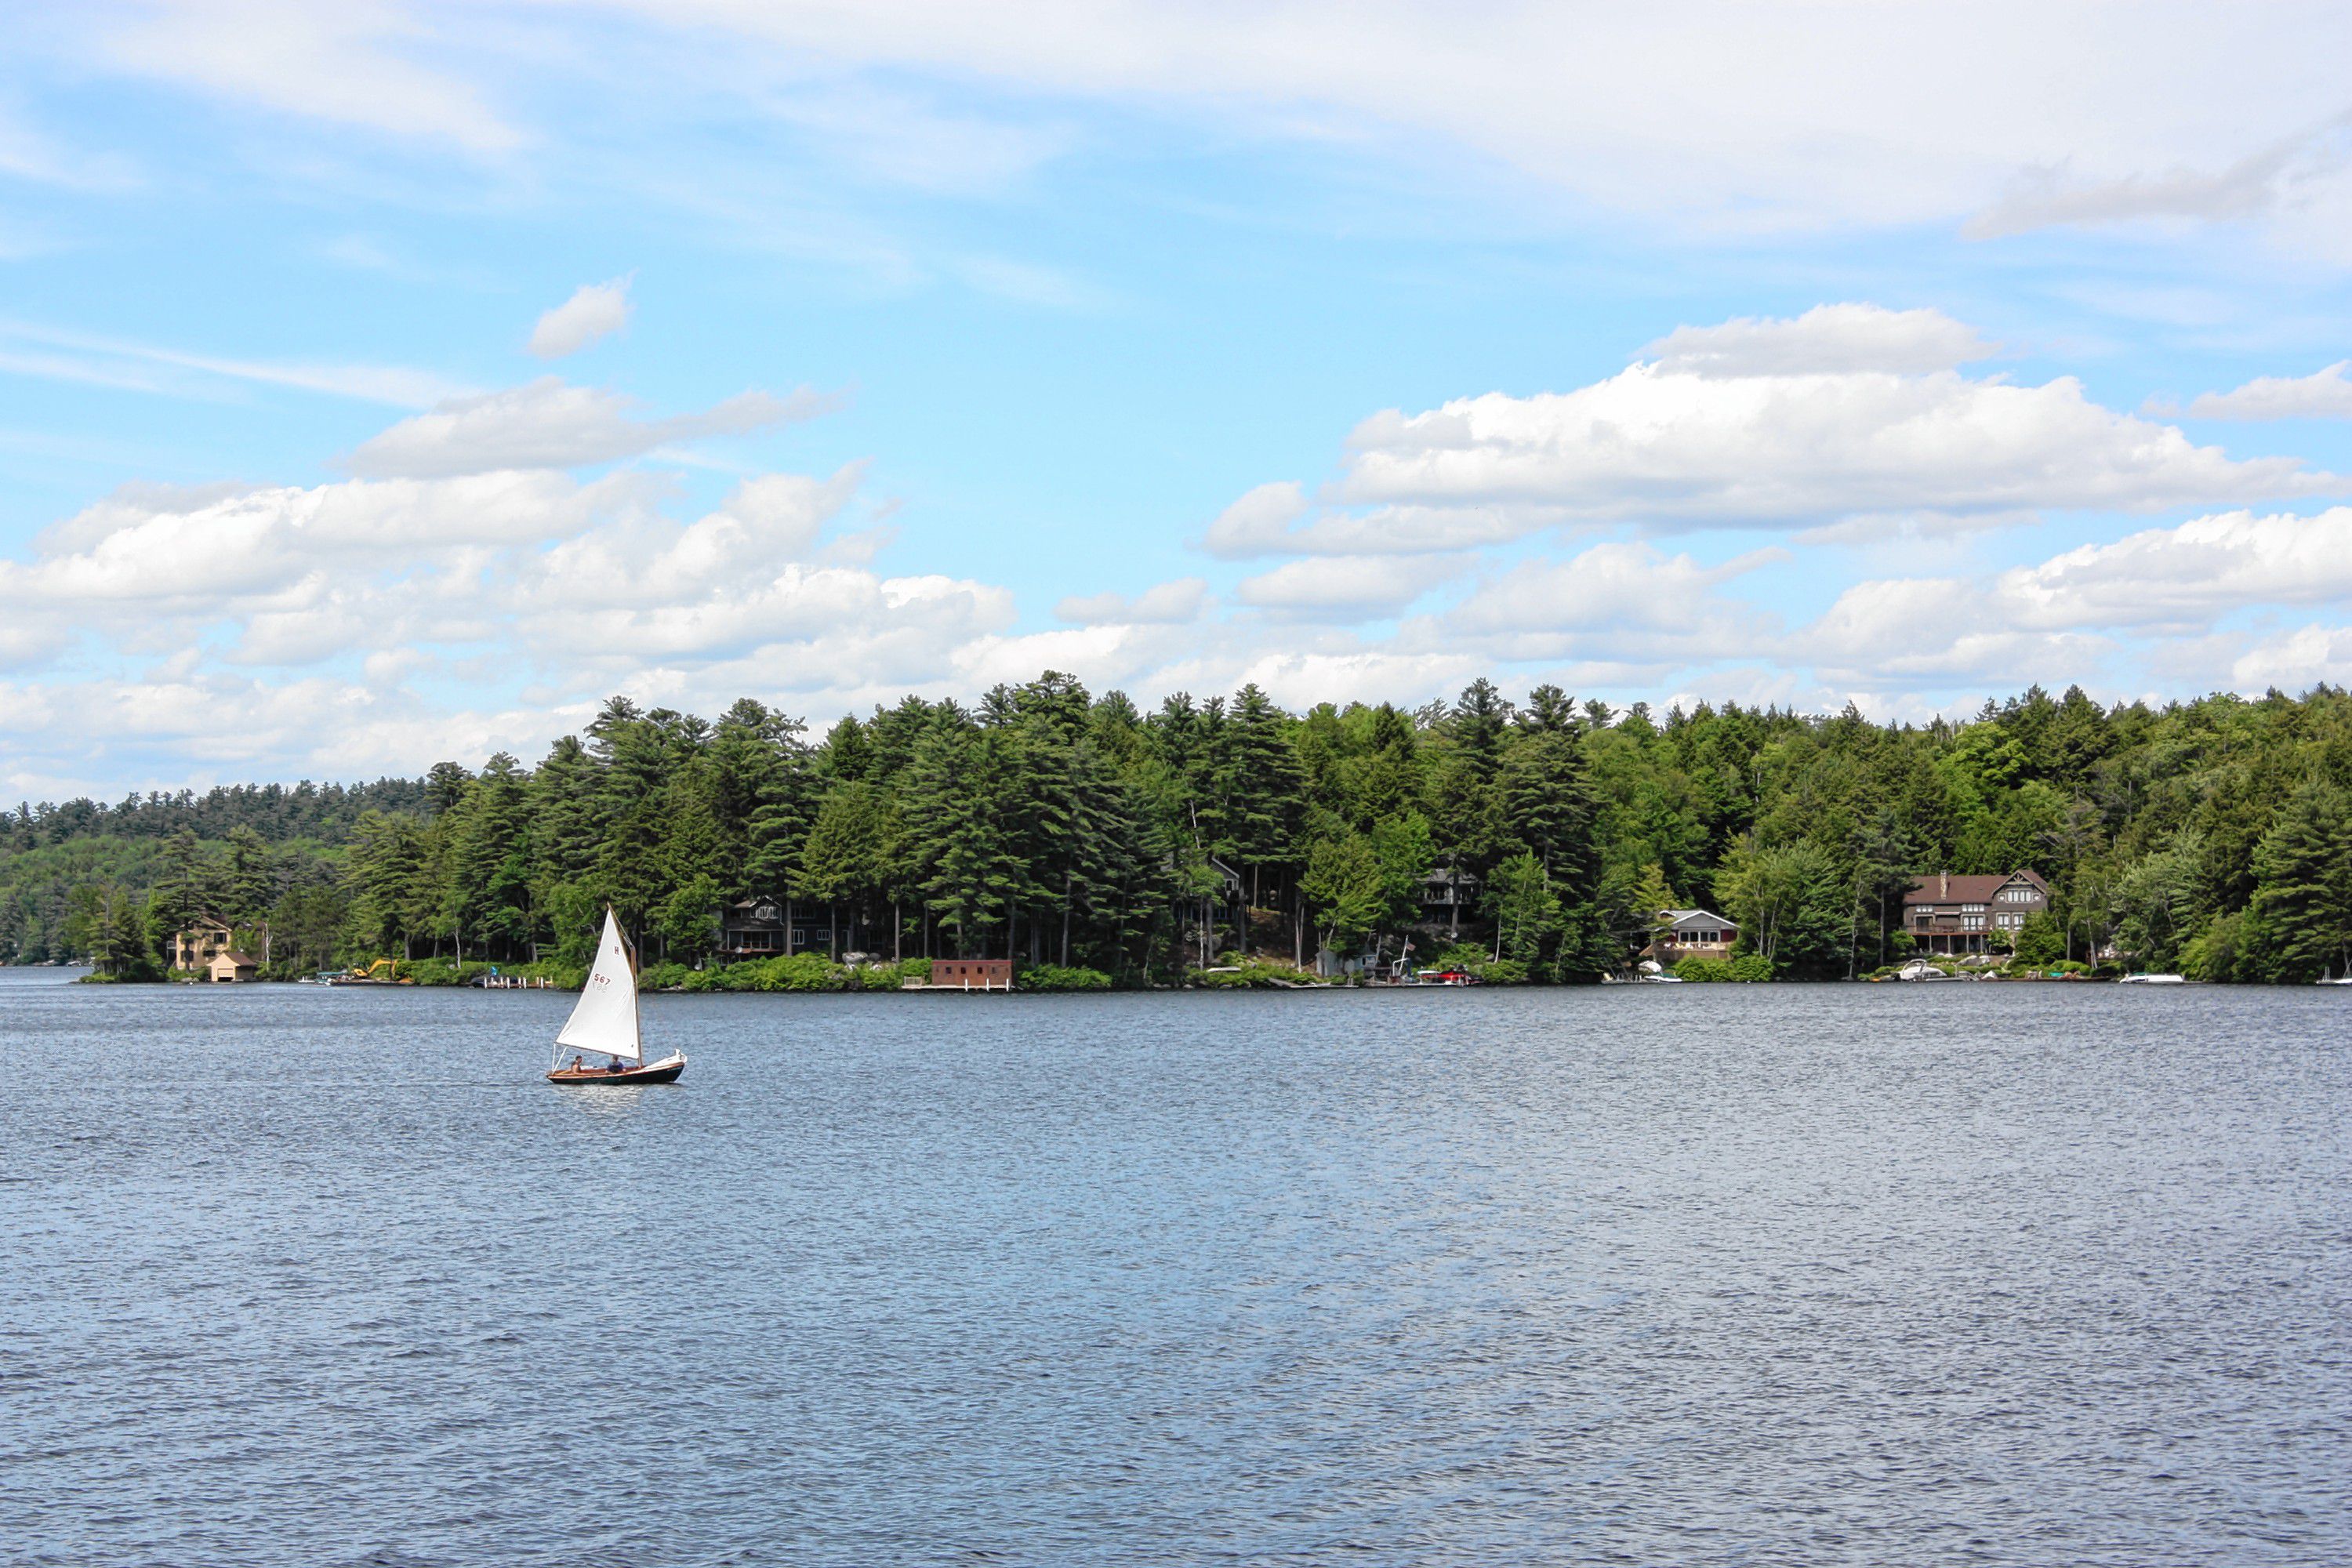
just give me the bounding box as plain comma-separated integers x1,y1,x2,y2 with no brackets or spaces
4,980,2348,1565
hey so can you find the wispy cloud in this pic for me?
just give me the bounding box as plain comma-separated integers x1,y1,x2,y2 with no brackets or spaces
2154,361,2352,421
0,319,470,407
1965,116,2352,239
341,376,839,477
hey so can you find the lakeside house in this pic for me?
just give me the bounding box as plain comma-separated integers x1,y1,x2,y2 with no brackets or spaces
1904,869,2049,955
1648,909,1737,964
205,950,259,983
172,916,236,972
718,895,839,961
1420,867,1483,932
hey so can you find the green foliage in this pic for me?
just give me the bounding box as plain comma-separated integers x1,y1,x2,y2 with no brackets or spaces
1020,964,1114,991
1673,953,1773,982
1301,829,1387,953
1480,851,1559,967
675,953,918,993
2248,779,2352,982
2009,910,2067,967
23,675,2352,987
1718,840,1849,978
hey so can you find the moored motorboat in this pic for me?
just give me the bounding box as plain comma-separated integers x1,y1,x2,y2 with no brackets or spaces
546,908,686,1086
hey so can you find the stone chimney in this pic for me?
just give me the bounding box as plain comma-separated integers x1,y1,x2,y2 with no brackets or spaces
1940,870,1949,898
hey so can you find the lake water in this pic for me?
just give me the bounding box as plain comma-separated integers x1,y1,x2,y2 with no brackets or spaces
5,980,2347,1566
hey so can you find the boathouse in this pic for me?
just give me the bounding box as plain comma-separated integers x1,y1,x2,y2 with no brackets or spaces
931,958,1013,990
206,950,260,983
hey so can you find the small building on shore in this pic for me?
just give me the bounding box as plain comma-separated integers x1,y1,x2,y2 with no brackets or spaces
206,950,260,983
927,958,1013,990
1649,909,1737,964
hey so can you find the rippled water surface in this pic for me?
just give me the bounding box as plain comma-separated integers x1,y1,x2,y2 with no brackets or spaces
5,976,2349,1565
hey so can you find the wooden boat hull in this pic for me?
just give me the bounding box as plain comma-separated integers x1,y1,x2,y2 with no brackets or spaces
547,1051,687,1085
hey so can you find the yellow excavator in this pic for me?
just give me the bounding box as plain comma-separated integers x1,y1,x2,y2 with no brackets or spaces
331,958,412,985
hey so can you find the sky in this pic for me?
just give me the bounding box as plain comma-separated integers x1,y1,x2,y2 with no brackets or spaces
2,2,2351,798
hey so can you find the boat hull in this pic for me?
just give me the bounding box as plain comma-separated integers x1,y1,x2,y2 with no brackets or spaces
547,1051,687,1085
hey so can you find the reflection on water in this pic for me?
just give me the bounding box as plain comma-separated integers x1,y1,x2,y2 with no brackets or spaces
5,982,2349,1566
554,1082,666,1119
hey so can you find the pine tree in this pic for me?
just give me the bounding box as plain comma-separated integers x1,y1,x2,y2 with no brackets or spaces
2249,779,2352,980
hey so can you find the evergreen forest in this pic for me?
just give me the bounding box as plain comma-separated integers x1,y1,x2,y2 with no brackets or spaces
9,673,2352,985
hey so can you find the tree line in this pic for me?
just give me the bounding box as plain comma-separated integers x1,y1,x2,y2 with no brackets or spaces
9,673,2352,983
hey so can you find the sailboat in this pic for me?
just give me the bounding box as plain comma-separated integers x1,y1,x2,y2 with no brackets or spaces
546,909,688,1085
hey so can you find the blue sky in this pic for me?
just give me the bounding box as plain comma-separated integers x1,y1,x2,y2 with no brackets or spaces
3,2,2351,795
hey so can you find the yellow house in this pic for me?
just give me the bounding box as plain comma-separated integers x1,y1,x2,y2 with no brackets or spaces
174,916,235,971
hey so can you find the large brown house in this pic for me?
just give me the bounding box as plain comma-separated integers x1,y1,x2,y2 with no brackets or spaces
1904,869,2049,955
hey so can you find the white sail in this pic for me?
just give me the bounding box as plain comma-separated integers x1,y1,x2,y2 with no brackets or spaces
555,909,642,1062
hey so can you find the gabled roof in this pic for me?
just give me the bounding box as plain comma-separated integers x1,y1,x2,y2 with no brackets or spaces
1659,908,1736,930
211,951,259,967
1902,869,2048,906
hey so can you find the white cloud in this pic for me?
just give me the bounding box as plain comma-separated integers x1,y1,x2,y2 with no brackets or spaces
343,376,833,477
2177,361,2352,420
1787,506,2352,688
1234,554,1465,615
2230,625,2352,691
1200,481,1309,557
1055,577,1207,625
1338,358,2331,529
1203,305,2339,563
1445,542,1780,661
1642,304,1995,378
1996,506,2352,632
529,277,634,358
1792,576,2114,689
